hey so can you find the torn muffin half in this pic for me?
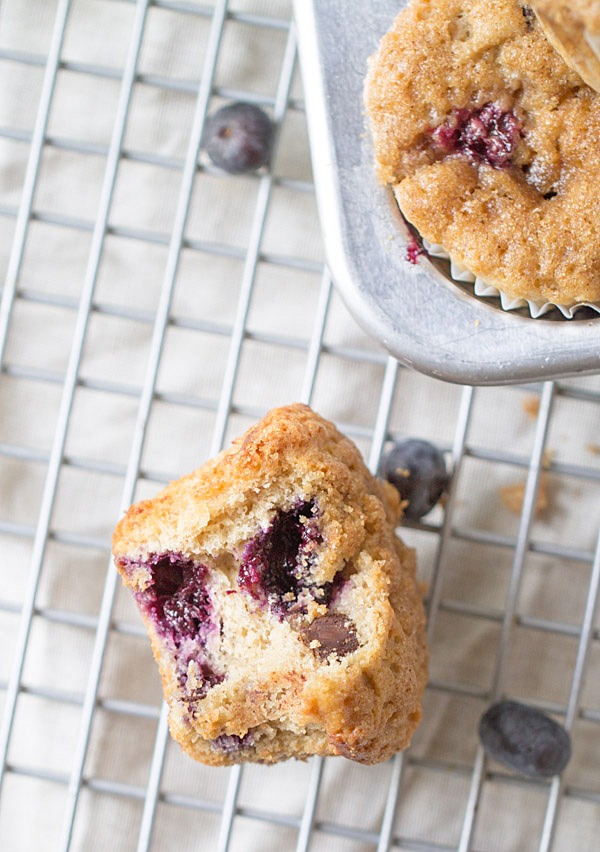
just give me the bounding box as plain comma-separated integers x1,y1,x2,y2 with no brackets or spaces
112,404,428,765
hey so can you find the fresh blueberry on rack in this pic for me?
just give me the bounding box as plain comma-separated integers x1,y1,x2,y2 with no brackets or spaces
380,439,448,520
203,102,273,174
479,700,572,778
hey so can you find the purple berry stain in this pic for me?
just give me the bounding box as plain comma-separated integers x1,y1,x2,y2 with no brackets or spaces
211,731,254,754
141,555,212,645
431,103,521,169
406,235,424,265
238,501,322,617
134,553,222,700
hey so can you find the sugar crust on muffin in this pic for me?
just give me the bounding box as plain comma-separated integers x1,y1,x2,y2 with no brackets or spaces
112,404,428,766
365,0,600,305
531,0,600,93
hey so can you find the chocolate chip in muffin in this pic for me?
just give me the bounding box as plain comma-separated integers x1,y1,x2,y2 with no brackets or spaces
302,613,359,661
203,101,273,174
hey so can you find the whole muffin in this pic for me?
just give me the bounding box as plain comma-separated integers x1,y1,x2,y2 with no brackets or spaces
113,404,428,765
365,0,600,306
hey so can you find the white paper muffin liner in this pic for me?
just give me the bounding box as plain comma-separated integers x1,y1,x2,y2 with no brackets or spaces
422,240,600,319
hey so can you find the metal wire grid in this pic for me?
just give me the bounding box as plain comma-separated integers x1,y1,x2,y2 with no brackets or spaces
0,1,599,850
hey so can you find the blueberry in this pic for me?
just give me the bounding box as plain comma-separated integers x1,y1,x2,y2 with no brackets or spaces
137,555,214,645
431,103,522,169
380,439,448,520
178,657,223,701
211,731,254,754
131,554,223,701
479,700,572,778
203,102,273,174
151,558,184,597
161,578,212,641
238,501,322,617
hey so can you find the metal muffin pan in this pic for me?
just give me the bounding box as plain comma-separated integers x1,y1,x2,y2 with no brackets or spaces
293,0,600,385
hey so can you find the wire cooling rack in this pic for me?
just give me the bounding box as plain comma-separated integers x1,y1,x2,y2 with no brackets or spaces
1,2,600,851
